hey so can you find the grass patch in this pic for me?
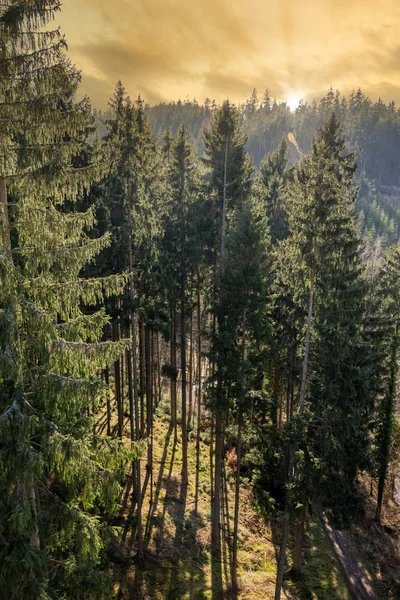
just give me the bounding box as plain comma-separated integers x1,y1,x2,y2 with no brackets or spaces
285,516,351,600
109,399,353,599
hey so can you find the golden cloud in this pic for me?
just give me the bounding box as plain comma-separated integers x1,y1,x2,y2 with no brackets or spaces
58,0,400,107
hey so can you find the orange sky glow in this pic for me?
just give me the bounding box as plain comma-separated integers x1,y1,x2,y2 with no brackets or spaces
58,0,400,108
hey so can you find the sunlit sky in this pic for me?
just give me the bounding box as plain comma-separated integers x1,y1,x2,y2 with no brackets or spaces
58,0,400,108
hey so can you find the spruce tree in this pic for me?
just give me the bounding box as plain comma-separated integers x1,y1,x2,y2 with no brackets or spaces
373,243,400,522
203,100,252,554
275,114,368,594
0,3,132,597
259,136,290,244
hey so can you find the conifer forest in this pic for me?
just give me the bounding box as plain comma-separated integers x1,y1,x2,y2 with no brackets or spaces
3,2,400,599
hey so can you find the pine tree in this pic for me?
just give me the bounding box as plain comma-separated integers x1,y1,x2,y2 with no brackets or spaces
0,4,133,596
217,195,270,589
373,244,400,522
167,125,200,489
274,114,368,594
102,84,162,555
203,101,253,555
259,136,290,244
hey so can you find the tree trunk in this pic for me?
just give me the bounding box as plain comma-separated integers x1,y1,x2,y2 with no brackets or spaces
180,278,188,487
212,405,223,552
212,135,229,554
0,177,10,253
290,279,314,576
195,274,202,515
232,415,242,590
28,482,40,551
210,311,216,502
298,280,314,414
188,300,194,430
156,332,162,407
105,366,111,437
113,319,122,440
120,349,124,435
274,449,292,600
376,321,399,522
127,192,143,557
291,501,307,577
145,324,153,505
271,361,280,426
170,305,177,442
232,311,246,590
139,319,145,438
274,502,290,600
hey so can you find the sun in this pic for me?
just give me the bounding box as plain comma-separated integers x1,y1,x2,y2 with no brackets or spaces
286,93,302,112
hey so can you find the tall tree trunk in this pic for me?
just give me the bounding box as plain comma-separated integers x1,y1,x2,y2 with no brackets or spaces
298,281,314,414
212,404,223,552
271,361,280,426
290,279,314,577
232,311,246,590
291,502,307,577
0,176,10,253
170,305,177,442
120,349,124,434
156,332,162,406
28,482,40,551
210,311,216,502
212,135,229,553
274,488,290,600
232,417,242,589
127,197,143,558
127,348,134,442
188,299,194,430
145,324,153,505
139,319,145,438
195,273,202,515
376,321,399,522
105,366,111,437
180,278,188,487
113,319,122,440
131,309,143,558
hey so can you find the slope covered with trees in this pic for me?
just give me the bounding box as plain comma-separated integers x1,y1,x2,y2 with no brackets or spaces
2,2,400,600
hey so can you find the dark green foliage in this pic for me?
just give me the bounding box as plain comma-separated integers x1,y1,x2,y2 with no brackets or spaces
288,114,370,518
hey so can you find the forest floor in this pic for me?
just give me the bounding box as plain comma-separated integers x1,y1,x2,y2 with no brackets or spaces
107,398,352,600
345,478,400,599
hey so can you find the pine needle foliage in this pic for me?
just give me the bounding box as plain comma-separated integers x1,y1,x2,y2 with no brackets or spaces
0,3,135,598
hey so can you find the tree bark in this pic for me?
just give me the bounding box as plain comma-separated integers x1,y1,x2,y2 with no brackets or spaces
291,501,307,577
28,482,40,551
113,319,122,440
232,311,246,590
145,324,153,505
139,319,145,438
156,332,162,407
188,299,194,430
298,280,314,414
170,304,177,442
212,135,229,553
127,188,143,558
105,366,111,437
376,321,399,522
180,277,188,487
0,176,10,253
195,273,202,515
